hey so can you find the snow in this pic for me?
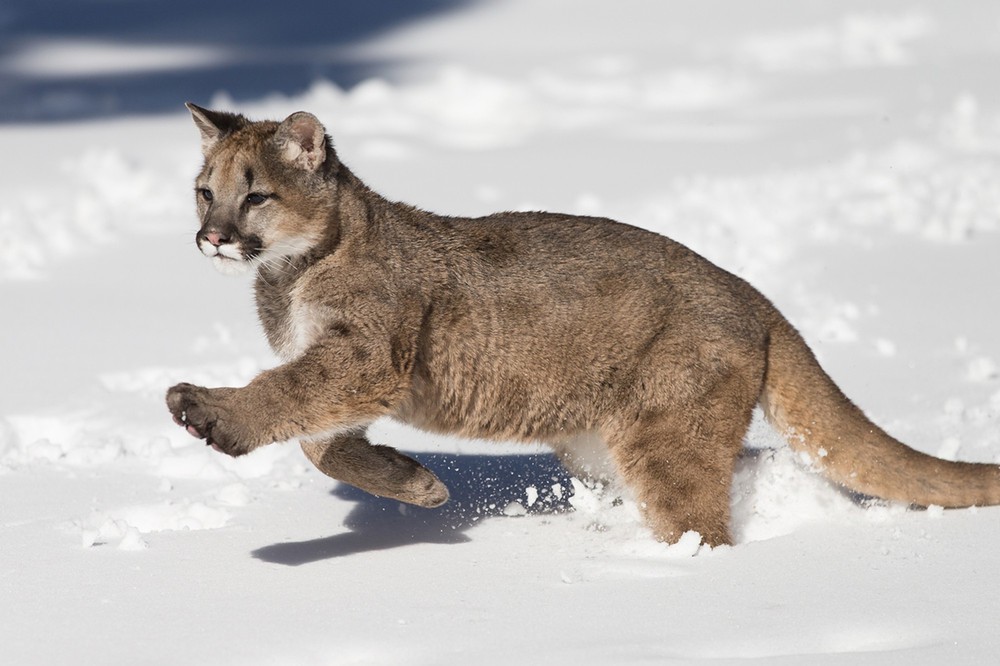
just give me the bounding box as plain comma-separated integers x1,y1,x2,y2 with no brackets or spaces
3,0,1000,663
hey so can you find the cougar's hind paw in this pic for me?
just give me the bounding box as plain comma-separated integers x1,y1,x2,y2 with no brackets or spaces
407,470,450,508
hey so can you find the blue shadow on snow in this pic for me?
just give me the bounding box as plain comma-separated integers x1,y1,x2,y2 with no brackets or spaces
251,452,575,565
0,0,473,122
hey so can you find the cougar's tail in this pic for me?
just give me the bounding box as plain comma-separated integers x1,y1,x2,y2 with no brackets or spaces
760,312,1000,507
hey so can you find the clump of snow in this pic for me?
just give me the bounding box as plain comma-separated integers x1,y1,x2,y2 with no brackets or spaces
116,526,150,551
525,485,539,507
937,436,962,461
567,476,603,515
501,500,526,517
666,530,705,558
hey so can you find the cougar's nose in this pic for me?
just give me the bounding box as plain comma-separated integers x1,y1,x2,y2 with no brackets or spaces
199,228,231,247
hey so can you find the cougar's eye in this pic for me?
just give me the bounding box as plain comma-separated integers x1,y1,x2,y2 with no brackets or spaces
246,192,269,206
198,188,213,203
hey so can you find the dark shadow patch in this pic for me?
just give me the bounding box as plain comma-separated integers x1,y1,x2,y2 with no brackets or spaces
252,451,574,565
0,0,474,122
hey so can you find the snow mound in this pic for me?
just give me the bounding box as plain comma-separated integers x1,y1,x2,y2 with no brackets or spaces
0,147,188,281
77,499,232,549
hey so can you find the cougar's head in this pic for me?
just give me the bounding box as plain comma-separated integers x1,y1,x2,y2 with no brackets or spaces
186,103,337,275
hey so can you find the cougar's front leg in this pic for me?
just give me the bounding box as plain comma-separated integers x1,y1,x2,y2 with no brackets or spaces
166,334,410,457
302,432,449,508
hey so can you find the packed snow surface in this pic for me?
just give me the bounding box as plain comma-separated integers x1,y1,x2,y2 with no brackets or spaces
2,1,1000,664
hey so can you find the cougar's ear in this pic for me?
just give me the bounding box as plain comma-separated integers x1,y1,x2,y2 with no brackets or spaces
274,111,328,172
185,102,247,154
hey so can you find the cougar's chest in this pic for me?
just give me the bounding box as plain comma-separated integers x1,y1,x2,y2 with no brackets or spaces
278,287,330,361
256,274,330,362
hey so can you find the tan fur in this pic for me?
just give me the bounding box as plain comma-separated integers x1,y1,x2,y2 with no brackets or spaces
167,104,1000,546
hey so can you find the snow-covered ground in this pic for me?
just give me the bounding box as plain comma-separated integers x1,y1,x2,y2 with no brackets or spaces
3,1,1000,663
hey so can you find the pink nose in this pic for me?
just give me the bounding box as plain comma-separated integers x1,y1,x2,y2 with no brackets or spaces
206,232,224,246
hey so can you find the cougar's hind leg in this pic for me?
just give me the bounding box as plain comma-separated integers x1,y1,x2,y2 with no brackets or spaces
301,432,449,508
608,362,762,547
608,406,753,547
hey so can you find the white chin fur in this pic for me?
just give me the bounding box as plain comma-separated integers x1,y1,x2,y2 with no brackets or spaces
212,255,251,276
197,239,219,257
253,236,319,269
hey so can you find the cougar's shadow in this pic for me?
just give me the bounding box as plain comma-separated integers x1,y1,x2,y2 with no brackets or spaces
251,451,573,565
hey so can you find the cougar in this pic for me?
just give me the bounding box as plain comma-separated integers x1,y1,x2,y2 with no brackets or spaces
167,103,1000,547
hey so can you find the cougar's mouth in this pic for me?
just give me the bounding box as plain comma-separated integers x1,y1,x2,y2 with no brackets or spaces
196,233,264,275
205,246,250,275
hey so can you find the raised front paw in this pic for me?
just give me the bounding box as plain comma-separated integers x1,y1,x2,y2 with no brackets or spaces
165,382,257,457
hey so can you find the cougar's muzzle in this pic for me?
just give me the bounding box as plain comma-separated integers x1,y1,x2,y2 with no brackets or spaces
195,220,263,274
